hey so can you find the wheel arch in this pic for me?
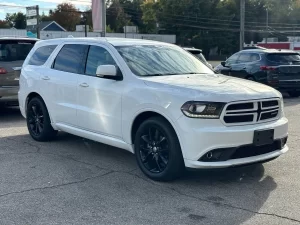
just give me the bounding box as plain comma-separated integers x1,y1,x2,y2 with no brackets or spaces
130,110,183,153
25,92,54,124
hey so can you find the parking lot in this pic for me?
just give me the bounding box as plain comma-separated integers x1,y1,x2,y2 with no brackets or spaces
0,98,299,225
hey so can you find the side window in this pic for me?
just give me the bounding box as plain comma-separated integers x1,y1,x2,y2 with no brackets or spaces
249,53,260,62
28,45,57,66
226,53,239,65
85,45,116,76
53,44,88,74
237,53,251,63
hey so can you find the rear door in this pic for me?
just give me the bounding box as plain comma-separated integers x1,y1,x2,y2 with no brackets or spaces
39,43,89,126
0,39,36,86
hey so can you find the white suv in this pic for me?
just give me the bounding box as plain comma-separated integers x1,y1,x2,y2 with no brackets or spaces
19,38,288,181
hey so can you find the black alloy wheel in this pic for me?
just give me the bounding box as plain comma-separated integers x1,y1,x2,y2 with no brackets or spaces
134,117,184,181
28,103,44,137
27,97,57,142
139,126,169,173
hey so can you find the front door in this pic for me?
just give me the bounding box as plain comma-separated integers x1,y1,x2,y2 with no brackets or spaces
221,53,240,75
76,45,123,139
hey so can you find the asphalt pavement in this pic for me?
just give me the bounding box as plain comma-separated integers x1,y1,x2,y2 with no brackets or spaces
0,98,299,225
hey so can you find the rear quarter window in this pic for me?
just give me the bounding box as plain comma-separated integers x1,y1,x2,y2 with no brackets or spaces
0,40,36,62
28,45,57,66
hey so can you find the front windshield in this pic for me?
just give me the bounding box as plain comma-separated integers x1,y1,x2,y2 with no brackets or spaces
116,45,213,76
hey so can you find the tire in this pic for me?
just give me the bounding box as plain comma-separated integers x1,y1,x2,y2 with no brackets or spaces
26,97,57,142
134,117,185,181
288,91,300,98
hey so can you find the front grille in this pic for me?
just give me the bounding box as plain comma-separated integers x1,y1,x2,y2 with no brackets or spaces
226,102,254,111
224,115,254,123
222,99,280,125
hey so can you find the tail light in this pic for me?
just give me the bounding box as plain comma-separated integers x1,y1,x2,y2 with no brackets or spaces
260,66,276,71
0,67,7,74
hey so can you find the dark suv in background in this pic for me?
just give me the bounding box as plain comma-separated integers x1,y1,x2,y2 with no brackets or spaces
215,49,300,97
0,37,38,105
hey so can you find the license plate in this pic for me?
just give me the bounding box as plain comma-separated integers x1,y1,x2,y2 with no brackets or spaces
253,129,274,146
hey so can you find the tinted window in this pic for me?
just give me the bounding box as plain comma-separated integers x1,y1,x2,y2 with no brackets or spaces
85,46,116,76
116,45,213,76
237,53,251,63
28,45,57,66
226,53,239,64
266,53,300,64
53,44,88,74
0,40,36,62
249,53,260,62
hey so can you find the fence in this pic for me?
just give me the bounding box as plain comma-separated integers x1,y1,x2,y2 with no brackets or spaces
0,29,176,44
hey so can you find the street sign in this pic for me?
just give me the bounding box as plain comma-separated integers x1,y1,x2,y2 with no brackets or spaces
26,9,37,17
26,6,40,39
27,18,37,26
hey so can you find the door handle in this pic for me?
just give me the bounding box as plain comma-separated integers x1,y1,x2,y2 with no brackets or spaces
42,76,50,80
79,83,89,87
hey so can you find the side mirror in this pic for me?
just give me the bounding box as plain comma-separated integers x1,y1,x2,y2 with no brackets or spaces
221,61,226,67
96,65,117,77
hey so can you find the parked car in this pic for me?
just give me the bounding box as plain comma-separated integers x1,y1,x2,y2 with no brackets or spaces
183,47,213,69
215,49,300,97
0,37,38,105
19,38,288,181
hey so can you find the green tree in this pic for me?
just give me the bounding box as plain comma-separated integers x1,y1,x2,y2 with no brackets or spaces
107,0,131,32
141,0,159,33
40,12,52,22
5,12,26,29
0,20,9,28
51,3,81,31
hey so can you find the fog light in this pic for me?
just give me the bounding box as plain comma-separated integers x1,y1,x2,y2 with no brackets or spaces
281,137,288,148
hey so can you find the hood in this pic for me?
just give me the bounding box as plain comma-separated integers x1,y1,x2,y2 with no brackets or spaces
141,74,281,102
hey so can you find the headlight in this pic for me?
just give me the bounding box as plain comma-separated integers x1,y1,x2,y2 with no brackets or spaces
181,101,225,118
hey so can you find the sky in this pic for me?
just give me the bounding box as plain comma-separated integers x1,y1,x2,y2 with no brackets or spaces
0,0,92,20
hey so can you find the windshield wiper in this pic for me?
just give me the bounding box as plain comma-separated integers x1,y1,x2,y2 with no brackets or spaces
145,72,201,76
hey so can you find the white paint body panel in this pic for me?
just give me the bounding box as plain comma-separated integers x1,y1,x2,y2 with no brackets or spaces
18,38,289,169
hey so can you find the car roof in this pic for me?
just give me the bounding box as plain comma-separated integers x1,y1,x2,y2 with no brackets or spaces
34,37,172,47
240,48,298,54
0,37,39,41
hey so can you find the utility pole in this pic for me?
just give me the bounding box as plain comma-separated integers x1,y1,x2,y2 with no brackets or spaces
240,0,245,50
36,5,40,39
266,8,269,44
83,12,87,37
102,0,106,37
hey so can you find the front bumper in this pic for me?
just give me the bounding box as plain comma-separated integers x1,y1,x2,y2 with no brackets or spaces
176,115,288,169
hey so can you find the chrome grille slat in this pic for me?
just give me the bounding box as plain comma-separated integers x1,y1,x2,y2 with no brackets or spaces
221,99,280,126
